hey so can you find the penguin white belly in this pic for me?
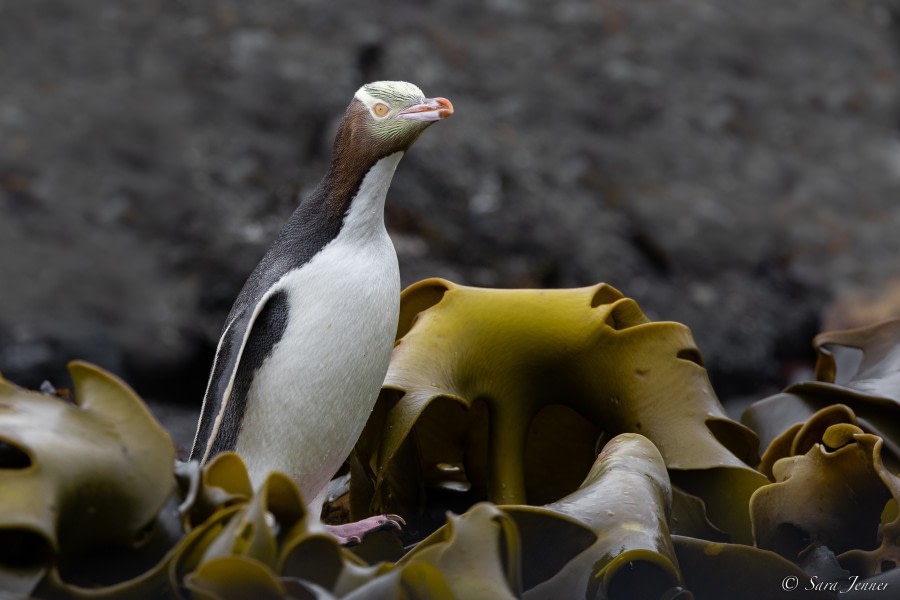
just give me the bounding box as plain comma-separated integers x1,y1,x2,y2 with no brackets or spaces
234,230,400,498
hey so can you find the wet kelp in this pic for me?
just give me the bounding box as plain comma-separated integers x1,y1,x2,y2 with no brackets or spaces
742,319,900,596
352,278,765,544
743,320,900,582
503,433,684,599
0,362,176,596
2,282,900,599
743,319,900,471
750,416,897,564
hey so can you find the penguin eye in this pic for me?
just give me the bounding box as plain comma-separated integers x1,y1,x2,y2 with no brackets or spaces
372,102,390,117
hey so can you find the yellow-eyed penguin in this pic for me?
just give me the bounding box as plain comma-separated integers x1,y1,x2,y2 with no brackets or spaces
189,81,453,542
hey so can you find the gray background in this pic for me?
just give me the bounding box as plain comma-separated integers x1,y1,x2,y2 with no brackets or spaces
2,0,900,452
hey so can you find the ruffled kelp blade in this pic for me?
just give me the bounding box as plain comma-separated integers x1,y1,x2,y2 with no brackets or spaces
742,322,900,594
742,319,900,471
672,536,831,600
0,361,175,595
12,293,900,598
749,407,900,580
0,364,358,599
390,434,685,599
503,433,686,600
353,278,766,543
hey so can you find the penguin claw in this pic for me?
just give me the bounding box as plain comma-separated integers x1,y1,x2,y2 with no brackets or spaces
325,514,406,546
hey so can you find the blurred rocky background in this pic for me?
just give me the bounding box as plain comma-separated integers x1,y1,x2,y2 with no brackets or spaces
3,0,900,451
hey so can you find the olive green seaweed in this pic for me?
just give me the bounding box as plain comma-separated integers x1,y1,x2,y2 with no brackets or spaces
0,361,175,595
184,556,291,600
502,433,685,600
749,406,900,577
751,425,892,560
396,502,522,599
352,278,766,543
742,319,900,585
672,536,831,600
742,319,900,471
8,287,900,599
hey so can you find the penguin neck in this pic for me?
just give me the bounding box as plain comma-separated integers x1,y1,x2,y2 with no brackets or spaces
329,151,404,242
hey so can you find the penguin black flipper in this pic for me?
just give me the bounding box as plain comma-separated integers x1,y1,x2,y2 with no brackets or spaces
190,289,289,462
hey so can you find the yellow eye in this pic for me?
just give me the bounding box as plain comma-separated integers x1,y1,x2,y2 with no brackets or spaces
373,102,390,117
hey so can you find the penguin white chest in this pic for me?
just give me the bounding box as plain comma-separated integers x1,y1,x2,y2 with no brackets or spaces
234,154,403,498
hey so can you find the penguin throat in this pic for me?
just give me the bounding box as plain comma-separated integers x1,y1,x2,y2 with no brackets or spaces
339,152,404,240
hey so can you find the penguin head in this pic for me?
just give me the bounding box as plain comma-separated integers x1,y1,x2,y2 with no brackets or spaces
336,81,453,160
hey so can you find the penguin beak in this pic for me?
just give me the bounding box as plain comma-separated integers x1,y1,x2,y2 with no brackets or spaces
395,97,454,122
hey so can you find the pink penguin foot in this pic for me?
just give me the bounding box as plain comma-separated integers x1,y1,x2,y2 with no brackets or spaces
324,514,406,546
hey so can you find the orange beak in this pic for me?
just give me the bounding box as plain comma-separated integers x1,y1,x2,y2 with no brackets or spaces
396,97,454,122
